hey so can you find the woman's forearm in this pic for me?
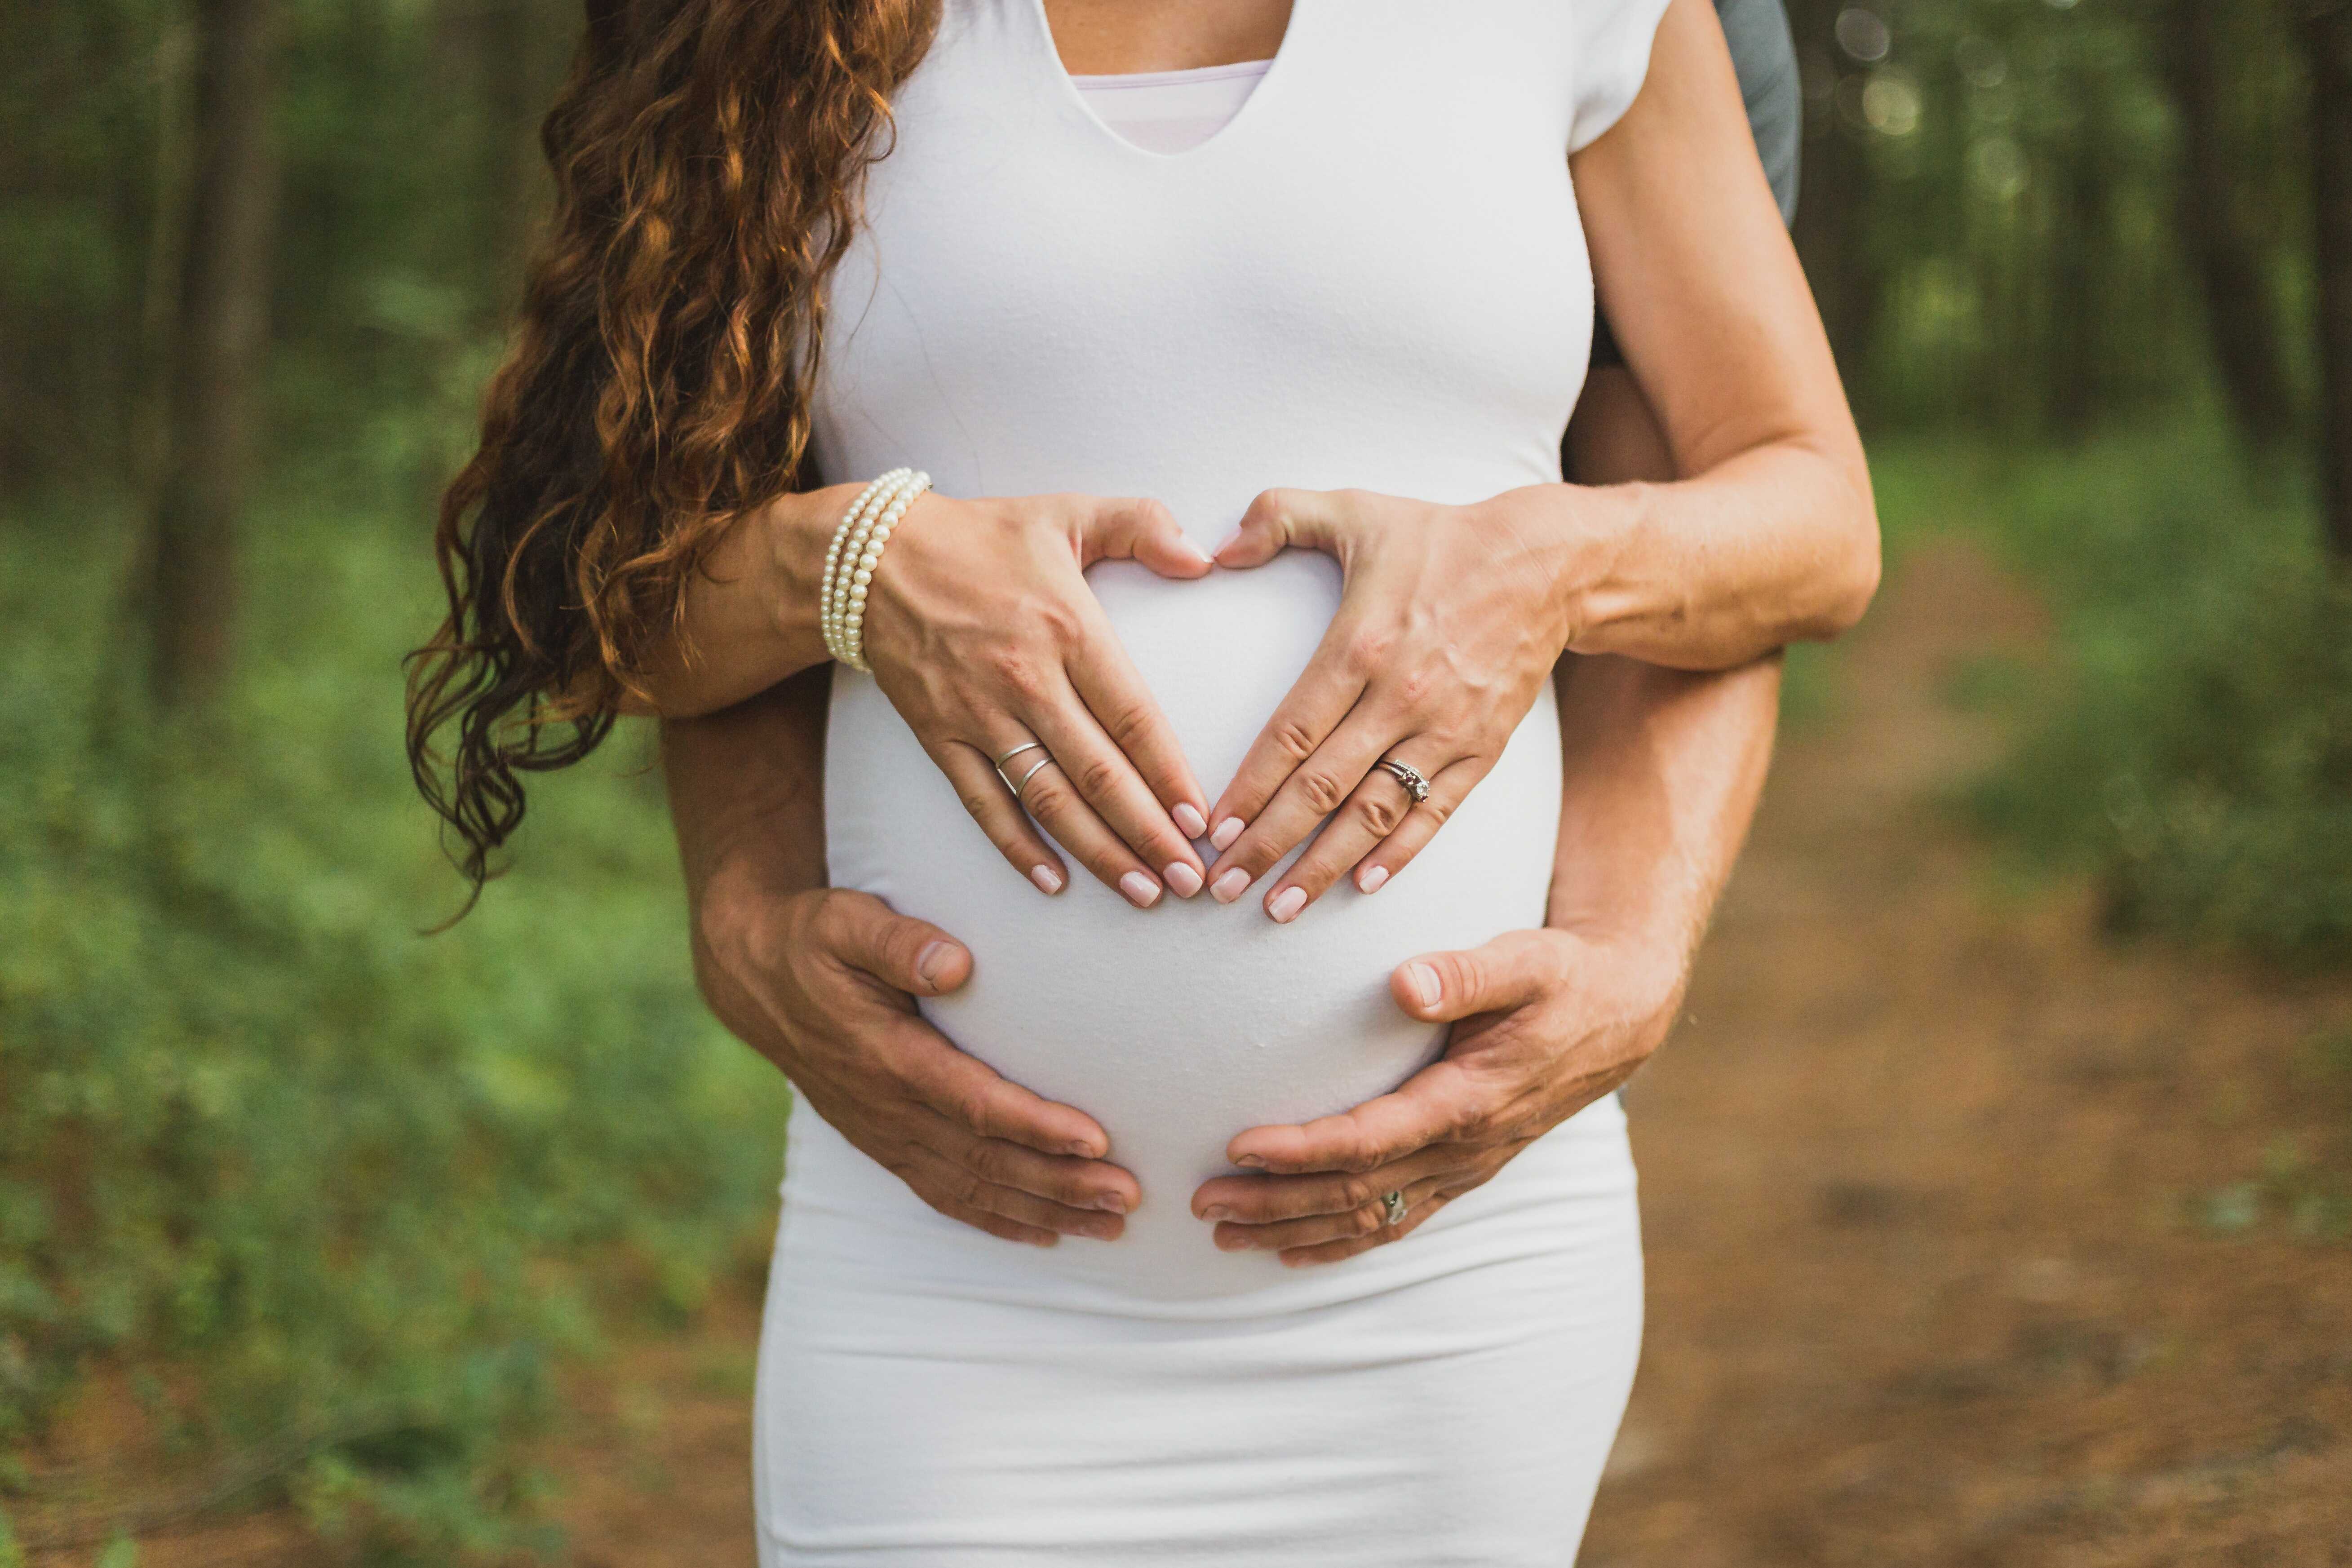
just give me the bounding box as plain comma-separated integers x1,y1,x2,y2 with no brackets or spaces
1484,436,1877,673
632,484,867,718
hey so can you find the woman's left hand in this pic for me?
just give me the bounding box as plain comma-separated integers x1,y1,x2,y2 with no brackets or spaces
1201,486,1589,918
1190,925,1682,1265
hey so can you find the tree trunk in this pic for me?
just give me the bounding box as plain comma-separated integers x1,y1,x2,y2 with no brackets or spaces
147,0,280,707
2162,0,2296,448
2299,0,2352,562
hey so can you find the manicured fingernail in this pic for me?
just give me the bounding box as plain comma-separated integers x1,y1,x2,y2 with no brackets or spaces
1082,1218,1121,1240
1212,527,1244,556
1165,860,1204,898
1093,1192,1129,1213
1172,802,1208,838
916,941,955,989
1119,870,1162,908
1201,1205,1232,1222
1030,864,1064,895
1236,1154,1267,1169
1065,1140,1102,1159
1210,816,1245,850
1210,868,1250,903
1405,962,1441,1009
1176,533,1212,563
1267,886,1307,923
1357,864,1389,894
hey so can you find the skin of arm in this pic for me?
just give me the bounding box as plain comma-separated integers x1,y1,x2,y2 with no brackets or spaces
663,672,1143,1246
1189,362,1781,1263
1197,0,1874,923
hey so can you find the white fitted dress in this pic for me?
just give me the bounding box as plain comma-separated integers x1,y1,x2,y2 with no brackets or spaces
757,3,1669,1562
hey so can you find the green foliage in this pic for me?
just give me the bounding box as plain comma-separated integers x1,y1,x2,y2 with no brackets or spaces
1888,421,2352,960
0,461,789,1558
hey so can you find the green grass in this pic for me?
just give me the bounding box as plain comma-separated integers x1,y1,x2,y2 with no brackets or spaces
0,459,789,1560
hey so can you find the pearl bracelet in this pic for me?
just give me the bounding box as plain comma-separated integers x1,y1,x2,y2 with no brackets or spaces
819,468,908,663
819,467,932,671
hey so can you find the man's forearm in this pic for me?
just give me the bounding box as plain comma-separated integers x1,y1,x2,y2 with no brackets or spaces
660,668,832,1052
1546,653,1776,961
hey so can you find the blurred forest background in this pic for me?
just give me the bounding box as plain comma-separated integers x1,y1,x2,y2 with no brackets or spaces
2,0,2348,1562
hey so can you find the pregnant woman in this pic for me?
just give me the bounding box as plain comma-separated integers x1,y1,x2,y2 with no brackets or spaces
407,0,1875,1561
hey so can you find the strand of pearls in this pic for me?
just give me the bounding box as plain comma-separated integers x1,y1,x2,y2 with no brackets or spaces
819,468,931,670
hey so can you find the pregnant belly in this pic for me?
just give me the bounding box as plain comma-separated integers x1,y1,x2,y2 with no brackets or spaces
822,551,1564,1294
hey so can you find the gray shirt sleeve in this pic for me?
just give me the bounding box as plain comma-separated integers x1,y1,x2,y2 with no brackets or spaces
1587,0,1800,372
1714,0,1801,226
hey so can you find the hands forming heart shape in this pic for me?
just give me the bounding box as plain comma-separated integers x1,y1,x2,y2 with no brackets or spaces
859,483,1584,920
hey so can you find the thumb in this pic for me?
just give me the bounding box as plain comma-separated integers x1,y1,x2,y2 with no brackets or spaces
825,892,973,997
1081,496,1214,580
1213,487,1342,568
1391,930,1561,1023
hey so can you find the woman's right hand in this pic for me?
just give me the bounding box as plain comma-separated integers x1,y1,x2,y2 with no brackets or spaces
858,491,1214,907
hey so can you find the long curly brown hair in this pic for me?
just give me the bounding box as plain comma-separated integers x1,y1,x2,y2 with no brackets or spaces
404,0,939,907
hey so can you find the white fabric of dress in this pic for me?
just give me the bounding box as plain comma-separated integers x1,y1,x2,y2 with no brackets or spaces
757,2,1671,1561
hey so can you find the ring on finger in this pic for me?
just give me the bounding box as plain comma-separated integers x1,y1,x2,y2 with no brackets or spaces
1008,753,1058,798
1380,1189,1409,1227
1375,756,1431,805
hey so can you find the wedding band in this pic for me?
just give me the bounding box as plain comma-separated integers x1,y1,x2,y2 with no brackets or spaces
1381,1190,1409,1227
993,740,1045,769
1011,754,1057,796
1375,757,1431,805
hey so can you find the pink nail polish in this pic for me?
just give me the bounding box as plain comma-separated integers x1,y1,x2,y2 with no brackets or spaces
1236,1154,1267,1169
1210,868,1250,904
1172,802,1208,839
1210,816,1245,851
1357,864,1390,895
1406,961,1441,1009
1212,527,1244,556
1202,1205,1233,1222
1119,870,1162,908
1267,886,1307,923
1093,1192,1130,1213
1164,861,1204,898
1030,864,1064,895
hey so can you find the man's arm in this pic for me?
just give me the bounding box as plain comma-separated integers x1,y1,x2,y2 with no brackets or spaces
662,675,1142,1245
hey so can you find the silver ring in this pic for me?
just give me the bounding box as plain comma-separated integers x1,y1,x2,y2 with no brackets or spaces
1381,1190,1408,1227
1010,753,1057,797
992,740,1044,768
1375,757,1431,805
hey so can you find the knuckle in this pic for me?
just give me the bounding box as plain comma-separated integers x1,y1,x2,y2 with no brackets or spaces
1341,626,1396,676
964,1140,1011,1183
1296,769,1351,815
1071,752,1124,800
1355,792,1404,838
1348,1204,1383,1236
1338,1174,1380,1210
1268,718,1319,764
1023,774,1076,819
1094,698,1156,752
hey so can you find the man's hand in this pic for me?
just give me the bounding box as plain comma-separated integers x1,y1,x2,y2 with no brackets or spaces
698,873,1143,1247
1189,926,1685,1266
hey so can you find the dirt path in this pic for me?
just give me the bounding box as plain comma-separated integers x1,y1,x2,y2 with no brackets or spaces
89,540,2352,1565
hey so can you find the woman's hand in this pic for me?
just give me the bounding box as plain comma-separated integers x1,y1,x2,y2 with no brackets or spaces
709,883,1144,1245
1200,486,1593,919
861,491,1216,908
1189,925,1681,1265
